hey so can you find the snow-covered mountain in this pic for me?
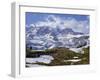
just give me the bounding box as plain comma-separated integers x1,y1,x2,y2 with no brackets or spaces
26,25,89,50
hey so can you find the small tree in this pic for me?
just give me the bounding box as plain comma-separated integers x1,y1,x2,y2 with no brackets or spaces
30,46,32,50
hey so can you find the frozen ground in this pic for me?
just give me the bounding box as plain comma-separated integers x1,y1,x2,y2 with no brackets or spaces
26,55,54,64
64,59,81,63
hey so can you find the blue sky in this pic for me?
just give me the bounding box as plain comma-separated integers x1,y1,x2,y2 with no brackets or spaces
25,12,89,34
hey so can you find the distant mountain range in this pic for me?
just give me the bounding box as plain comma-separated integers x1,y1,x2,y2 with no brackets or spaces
26,25,89,50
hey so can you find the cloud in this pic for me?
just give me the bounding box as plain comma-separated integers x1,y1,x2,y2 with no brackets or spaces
29,15,89,34
35,15,61,28
63,19,89,33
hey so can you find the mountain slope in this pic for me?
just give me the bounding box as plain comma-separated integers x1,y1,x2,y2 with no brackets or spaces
26,25,89,51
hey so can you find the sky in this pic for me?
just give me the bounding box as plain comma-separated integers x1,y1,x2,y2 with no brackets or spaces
25,12,89,34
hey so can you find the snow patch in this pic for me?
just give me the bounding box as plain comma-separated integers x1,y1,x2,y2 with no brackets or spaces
69,48,82,53
64,59,81,62
26,55,54,64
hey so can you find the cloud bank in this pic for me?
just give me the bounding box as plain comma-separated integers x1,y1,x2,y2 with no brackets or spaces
27,15,89,34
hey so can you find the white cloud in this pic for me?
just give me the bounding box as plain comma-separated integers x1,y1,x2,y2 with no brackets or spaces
29,15,89,34
36,15,61,28
63,18,78,29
